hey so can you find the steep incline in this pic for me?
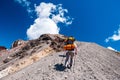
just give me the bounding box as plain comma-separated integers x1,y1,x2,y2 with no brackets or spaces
1,42,120,80
0,34,65,79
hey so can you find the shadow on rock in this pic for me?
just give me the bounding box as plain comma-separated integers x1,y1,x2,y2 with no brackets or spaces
54,63,66,71
59,55,66,57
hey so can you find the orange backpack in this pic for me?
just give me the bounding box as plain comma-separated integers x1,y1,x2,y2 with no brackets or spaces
63,37,75,50
64,44,75,50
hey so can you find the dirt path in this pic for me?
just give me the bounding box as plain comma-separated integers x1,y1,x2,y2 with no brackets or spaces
1,42,120,80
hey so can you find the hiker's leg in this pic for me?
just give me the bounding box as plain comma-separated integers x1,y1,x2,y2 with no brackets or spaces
65,52,69,67
70,57,73,67
69,52,74,67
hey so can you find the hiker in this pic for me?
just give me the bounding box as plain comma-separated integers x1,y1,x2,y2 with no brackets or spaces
63,36,78,69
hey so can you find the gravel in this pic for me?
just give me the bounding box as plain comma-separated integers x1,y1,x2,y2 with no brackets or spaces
1,42,120,80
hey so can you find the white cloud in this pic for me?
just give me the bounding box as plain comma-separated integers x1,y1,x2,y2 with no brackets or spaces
35,3,55,18
107,46,117,51
105,27,120,42
14,0,30,7
14,0,33,13
27,18,59,39
27,2,73,40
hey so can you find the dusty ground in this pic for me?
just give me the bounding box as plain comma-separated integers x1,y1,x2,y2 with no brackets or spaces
1,42,120,80
0,46,54,78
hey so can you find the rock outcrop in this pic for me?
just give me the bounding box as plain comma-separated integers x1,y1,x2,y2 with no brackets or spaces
0,46,6,51
0,34,66,79
11,40,26,48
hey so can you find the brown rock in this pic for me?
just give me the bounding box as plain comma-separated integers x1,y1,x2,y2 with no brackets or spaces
11,40,26,48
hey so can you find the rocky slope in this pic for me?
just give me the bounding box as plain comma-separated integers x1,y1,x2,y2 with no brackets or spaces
0,34,120,80
0,34,65,79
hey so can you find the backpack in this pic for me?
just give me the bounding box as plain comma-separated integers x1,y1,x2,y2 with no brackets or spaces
63,37,75,50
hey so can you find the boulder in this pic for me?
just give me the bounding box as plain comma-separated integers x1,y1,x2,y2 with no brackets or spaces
11,40,26,48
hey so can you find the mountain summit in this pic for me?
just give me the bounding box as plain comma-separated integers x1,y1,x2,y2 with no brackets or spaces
0,34,120,80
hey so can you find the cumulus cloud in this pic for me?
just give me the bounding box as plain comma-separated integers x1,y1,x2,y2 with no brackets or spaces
105,27,120,42
14,0,33,13
107,46,117,51
27,2,73,40
27,18,59,39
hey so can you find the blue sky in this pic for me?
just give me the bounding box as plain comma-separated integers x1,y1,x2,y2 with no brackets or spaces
0,0,120,51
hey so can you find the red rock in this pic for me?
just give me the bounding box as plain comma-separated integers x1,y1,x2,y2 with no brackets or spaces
0,46,6,51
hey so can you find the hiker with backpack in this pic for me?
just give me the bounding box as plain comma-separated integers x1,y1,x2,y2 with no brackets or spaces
63,36,78,69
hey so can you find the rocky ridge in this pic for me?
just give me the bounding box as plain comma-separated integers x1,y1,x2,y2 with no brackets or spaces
0,34,66,79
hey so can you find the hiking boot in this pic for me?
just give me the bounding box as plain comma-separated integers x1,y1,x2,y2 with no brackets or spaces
67,64,72,69
64,63,68,68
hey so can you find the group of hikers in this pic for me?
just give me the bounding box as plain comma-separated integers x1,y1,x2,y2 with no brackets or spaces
62,36,78,69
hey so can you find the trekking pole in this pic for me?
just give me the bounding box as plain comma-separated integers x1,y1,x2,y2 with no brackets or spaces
61,51,66,65
73,55,76,73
